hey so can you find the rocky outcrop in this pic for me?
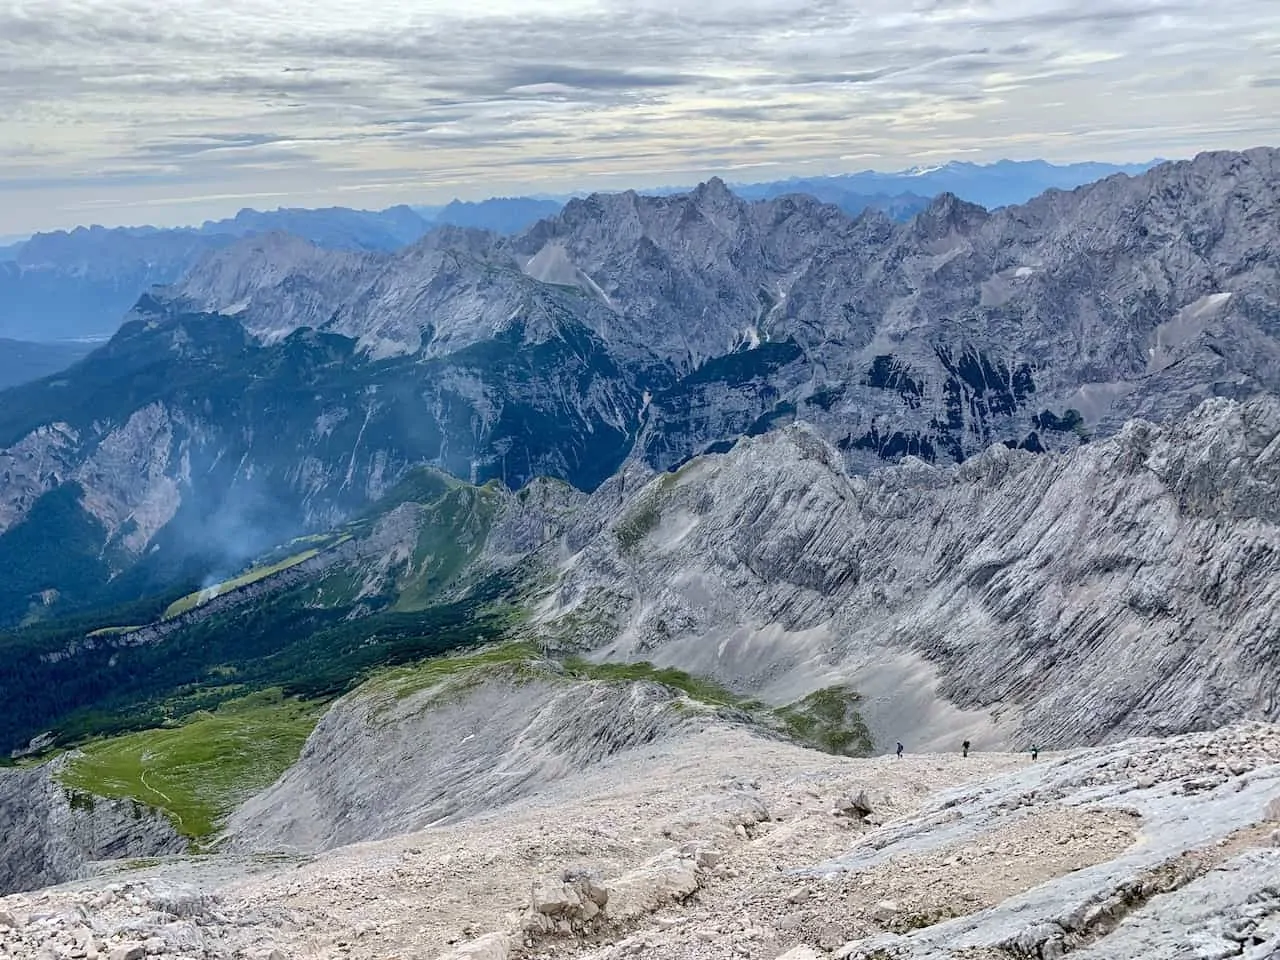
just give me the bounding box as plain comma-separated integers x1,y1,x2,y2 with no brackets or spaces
818,722,1280,960
0,761,185,896
544,395,1280,749
221,666,739,854
6,718,1276,960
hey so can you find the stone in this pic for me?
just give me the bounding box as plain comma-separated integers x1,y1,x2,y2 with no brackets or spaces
435,933,511,960
562,867,608,907
159,923,203,955
604,850,702,921
530,879,580,917
835,791,874,820
108,946,145,960
870,900,899,922
777,948,824,960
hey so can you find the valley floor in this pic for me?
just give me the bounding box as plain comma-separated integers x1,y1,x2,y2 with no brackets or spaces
3,721,1279,960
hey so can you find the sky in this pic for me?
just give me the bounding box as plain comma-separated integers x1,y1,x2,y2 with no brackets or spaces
1,0,1277,235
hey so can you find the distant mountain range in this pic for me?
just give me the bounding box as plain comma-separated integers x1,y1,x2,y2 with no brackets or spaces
413,197,567,235
0,147,1273,634
0,158,1158,345
731,157,1161,210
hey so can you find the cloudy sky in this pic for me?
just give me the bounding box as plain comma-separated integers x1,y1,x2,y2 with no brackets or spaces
1,0,1277,234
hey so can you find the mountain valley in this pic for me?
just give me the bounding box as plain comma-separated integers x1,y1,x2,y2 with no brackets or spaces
0,148,1278,960
1,148,1276,631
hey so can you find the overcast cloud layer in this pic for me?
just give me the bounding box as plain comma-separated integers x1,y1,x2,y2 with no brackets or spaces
1,0,1277,233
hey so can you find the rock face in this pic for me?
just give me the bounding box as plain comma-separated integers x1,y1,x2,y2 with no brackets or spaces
4,718,1275,960
0,207,433,342
543,395,1280,749
222,669,729,854
815,722,1280,960
1,148,1278,624
0,760,185,896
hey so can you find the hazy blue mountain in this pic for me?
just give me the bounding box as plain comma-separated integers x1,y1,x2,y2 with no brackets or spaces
0,206,434,342
732,183,932,220
198,204,432,251
743,157,1160,211
0,338,96,389
0,228,235,341
432,197,566,234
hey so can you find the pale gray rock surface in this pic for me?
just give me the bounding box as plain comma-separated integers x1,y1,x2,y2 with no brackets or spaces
221,670,740,854
542,395,1280,750
0,760,184,897
8,719,1275,960
823,722,1280,960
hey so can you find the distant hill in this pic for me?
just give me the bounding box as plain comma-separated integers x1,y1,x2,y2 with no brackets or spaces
738,157,1160,211
0,206,433,341
430,197,566,234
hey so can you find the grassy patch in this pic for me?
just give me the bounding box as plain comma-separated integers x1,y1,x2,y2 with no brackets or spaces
357,467,458,521
775,685,874,756
57,689,325,842
564,658,762,710
393,486,501,612
86,625,144,638
162,549,320,620
361,640,544,703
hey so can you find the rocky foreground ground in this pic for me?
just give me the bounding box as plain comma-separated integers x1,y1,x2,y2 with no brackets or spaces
3,720,1279,960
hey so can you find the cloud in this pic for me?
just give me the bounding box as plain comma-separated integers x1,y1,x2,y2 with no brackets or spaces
498,65,699,91
0,0,1277,232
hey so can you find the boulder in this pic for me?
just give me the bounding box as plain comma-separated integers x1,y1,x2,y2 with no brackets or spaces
835,790,874,821
435,935,511,960
605,849,702,921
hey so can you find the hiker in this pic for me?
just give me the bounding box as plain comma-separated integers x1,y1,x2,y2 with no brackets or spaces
1030,744,1040,761
962,739,970,758
896,741,904,758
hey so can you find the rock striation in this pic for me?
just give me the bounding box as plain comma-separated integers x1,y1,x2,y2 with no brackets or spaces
543,395,1280,749
0,760,185,897
221,667,741,854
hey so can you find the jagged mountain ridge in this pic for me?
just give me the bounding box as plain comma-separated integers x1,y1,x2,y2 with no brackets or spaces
7,395,1272,759
0,156,1156,345
0,148,1277,626
539,395,1280,748
165,146,1280,465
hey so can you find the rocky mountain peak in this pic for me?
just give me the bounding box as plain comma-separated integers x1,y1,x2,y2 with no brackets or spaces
911,191,990,238
690,176,738,208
